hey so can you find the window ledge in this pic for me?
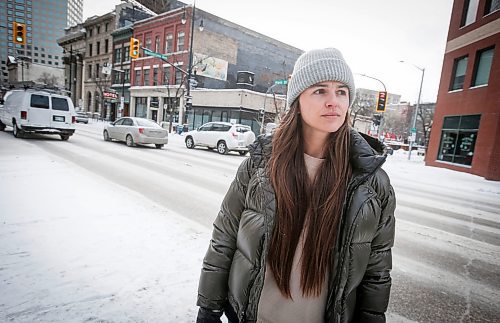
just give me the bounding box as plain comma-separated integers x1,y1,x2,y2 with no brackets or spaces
469,84,488,90
435,160,472,168
448,89,463,94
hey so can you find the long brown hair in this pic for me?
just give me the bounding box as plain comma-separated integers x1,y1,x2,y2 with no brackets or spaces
267,100,352,297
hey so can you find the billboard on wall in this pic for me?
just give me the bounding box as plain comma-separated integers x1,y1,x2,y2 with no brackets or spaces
193,53,228,81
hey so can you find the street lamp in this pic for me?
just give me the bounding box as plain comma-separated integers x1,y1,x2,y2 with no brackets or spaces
400,60,425,160
181,2,204,125
113,68,126,118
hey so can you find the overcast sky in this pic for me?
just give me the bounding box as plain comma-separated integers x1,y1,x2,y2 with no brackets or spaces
83,0,455,104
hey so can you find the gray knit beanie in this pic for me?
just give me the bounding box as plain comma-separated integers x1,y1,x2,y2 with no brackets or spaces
287,48,356,109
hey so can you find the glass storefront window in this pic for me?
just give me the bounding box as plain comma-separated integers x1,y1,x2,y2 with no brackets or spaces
135,97,147,118
437,114,480,166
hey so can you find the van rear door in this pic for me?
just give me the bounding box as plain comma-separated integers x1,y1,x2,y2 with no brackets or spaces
28,93,51,128
50,96,74,129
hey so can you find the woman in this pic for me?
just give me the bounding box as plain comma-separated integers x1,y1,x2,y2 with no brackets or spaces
197,48,396,323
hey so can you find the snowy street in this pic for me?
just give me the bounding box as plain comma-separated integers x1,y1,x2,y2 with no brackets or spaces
1,121,499,322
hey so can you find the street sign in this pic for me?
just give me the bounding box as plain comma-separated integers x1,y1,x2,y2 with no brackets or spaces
274,79,288,85
143,48,171,61
411,127,417,133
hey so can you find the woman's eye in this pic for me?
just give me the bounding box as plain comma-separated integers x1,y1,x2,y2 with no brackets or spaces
337,89,347,96
313,89,325,94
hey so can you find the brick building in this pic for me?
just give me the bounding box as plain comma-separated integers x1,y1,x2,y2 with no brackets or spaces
129,4,303,133
425,0,499,180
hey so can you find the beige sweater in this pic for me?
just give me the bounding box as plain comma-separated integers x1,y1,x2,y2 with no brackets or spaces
256,153,327,323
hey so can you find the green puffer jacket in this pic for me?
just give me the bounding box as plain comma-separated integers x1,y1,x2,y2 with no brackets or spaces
197,129,396,323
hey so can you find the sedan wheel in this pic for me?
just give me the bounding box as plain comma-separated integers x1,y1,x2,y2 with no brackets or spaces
217,140,228,155
126,134,134,147
155,144,163,149
103,130,110,141
185,136,194,149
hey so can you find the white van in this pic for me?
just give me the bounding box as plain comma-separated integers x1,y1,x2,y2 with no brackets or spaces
0,89,76,140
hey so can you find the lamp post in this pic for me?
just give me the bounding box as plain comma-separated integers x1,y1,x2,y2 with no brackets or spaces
181,2,204,125
113,68,126,118
400,61,425,160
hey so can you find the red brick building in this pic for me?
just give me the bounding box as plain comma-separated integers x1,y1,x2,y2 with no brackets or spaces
426,0,500,180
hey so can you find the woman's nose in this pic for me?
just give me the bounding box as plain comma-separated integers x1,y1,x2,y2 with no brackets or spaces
325,92,340,107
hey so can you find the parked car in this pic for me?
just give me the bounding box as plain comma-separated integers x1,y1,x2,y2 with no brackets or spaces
75,111,89,124
0,88,76,140
184,122,256,155
103,117,168,149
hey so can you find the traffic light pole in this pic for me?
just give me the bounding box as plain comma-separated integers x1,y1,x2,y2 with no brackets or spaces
408,67,425,160
357,73,387,138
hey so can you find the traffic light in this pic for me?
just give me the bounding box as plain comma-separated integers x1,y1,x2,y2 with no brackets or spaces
376,91,387,112
13,22,26,45
373,114,382,126
129,37,140,59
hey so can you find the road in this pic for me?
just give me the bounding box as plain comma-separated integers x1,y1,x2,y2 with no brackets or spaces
1,121,499,322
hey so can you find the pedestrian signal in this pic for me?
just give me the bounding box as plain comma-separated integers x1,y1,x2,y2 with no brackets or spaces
129,37,140,59
13,22,26,45
376,91,387,112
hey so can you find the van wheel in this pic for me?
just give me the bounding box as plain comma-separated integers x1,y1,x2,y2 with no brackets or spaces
13,122,23,138
60,134,70,141
0,121,6,131
155,144,163,149
217,140,228,155
126,134,135,147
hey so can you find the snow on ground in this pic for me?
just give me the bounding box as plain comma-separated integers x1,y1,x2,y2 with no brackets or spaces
0,141,211,322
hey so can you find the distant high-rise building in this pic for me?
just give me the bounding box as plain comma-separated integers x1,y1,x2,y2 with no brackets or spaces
0,0,83,86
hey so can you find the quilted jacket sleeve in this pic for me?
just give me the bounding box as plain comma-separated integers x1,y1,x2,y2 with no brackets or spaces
356,169,396,322
197,157,254,310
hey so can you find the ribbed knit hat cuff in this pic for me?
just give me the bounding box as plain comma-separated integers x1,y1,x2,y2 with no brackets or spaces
286,48,356,109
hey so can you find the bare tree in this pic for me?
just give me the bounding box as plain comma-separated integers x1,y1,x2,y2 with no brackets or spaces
37,72,59,87
350,92,374,127
417,103,435,149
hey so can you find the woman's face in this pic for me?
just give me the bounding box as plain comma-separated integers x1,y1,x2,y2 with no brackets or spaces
298,81,349,135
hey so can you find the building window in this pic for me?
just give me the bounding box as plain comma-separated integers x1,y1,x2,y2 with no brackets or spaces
163,66,171,84
114,48,122,63
114,71,121,84
143,69,150,86
438,115,481,166
153,67,158,86
484,0,500,15
450,56,468,91
105,23,109,32
97,25,101,34
177,32,185,52
105,39,109,53
135,97,147,118
95,63,100,78
145,37,152,50
175,69,183,84
155,36,160,52
165,34,172,53
96,41,100,55
471,46,494,87
124,68,130,83
135,70,141,86
460,0,479,27
88,64,92,78
89,28,93,37
89,43,92,56
123,45,130,62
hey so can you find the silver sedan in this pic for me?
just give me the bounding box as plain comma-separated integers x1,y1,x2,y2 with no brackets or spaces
103,117,168,149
